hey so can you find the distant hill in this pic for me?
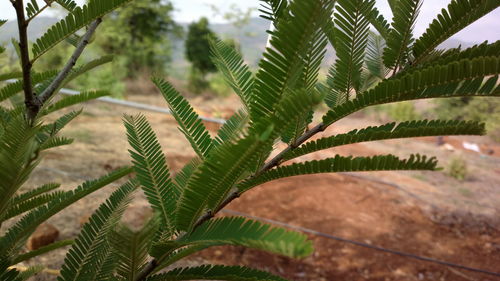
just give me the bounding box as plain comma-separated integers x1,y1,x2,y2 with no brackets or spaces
0,17,58,42
1,17,477,70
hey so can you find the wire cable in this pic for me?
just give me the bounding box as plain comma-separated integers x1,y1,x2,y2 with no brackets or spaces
222,209,500,278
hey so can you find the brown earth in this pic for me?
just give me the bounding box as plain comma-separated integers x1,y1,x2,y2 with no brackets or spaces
6,92,500,281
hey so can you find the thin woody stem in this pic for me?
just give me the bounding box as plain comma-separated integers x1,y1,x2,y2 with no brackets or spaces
13,0,101,123
136,123,327,281
37,19,102,105
13,0,37,123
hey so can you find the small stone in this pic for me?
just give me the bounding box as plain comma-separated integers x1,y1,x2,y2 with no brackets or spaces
27,223,59,250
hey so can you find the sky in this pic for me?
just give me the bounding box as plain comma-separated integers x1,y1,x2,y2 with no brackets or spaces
0,0,499,43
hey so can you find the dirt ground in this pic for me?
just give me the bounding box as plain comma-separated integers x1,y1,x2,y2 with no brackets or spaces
7,92,500,281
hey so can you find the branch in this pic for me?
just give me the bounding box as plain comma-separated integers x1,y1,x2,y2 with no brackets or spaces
13,0,37,123
37,18,102,105
135,123,327,280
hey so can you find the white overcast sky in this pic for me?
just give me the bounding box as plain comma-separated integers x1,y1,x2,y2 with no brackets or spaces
0,0,499,43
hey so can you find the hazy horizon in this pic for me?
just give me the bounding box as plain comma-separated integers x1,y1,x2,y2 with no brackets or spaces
0,1,498,43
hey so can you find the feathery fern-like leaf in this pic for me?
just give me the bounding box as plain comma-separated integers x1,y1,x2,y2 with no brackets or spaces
176,89,322,231
0,263,19,281
2,190,65,221
365,32,388,81
150,244,212,274
209,38,254,111
93,251,119,281
283,120,485,161
0,167,132,257
383,0,422,71
8,183,60,207
40,110,82,137
413,0,500,64
413,40,500,70
259,0,289,22
0,117,39,221
124,114,178,233
110,217,159,281
214,110,248,146
363,5,391,39
25,0,40,19
146,264,288,281
323,57,500,126
41,90,108,115
12,240,73,265
13,265,43,281
153,216,313,259
174,159,200,190
238,154,438,192
327,0,374,106
39,136,74,151
36,110,81,150
280,0,330,142
251,0,334,122
175,135,267,232
0,72,23,82
153,78,214,159
58,181,136,281
63,55,114,86
0,70,58,102
55,0,79,12
32,0,134,60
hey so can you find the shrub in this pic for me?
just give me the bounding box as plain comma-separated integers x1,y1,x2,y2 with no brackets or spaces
435,97,500,142
1,0,499,280
388,101,420,121
448,155,468,181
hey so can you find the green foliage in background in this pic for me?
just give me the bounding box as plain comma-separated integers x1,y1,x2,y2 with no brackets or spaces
448,155,468,181
96,0,180,77
35,43,127,97
185,17,217,93
1,0,500,280
435,97,500,141
388,101,420,121
185,17,217,75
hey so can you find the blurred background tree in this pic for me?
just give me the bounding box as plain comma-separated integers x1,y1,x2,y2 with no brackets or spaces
96,0,181,77
185,17,217,93
434,97,500,141
208,3,256,38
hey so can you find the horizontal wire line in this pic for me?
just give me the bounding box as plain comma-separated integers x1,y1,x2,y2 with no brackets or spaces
222,209,500,278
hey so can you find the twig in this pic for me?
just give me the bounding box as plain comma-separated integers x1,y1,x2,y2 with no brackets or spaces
136,123,328,280
191,123,326,230
37,18,102,105
259,123,325,173
134,259,157,281
13,0,37,123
